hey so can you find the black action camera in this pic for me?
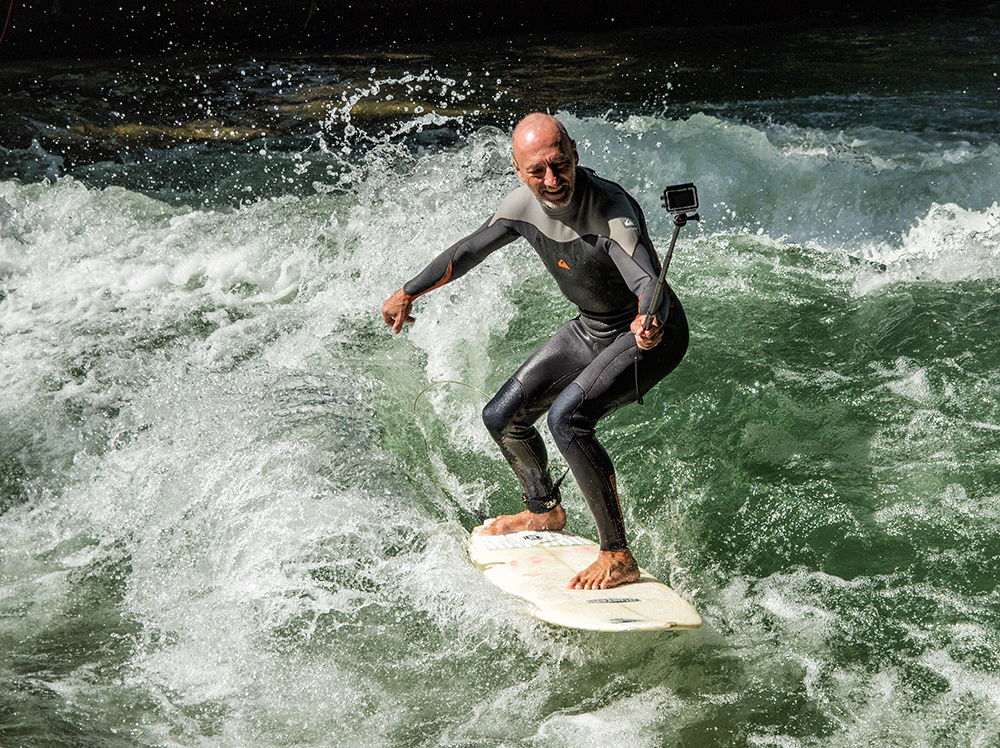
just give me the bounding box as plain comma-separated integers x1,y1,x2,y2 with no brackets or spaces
661,182,699,215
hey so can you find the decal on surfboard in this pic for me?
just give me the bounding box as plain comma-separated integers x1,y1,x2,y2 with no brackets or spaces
475,531,592,551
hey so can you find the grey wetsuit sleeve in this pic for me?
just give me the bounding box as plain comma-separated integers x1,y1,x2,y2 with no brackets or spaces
606,238,670,322
402,218,518,298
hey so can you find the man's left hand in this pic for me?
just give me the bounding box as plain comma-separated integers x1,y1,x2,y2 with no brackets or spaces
631,315,664,350
382,288,416,334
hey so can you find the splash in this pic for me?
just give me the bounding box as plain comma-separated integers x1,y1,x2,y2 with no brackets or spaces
320,69,502,156
854,200,1000,293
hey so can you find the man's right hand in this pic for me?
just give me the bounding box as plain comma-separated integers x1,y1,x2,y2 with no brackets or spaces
382,288,416,334
631,314,664,350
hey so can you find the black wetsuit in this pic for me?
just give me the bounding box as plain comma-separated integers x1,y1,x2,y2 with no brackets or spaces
404,167,688,551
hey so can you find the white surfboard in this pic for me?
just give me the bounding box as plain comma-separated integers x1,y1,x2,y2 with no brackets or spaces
468,526,702,632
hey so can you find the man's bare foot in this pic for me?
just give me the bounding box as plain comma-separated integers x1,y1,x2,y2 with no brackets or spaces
567,549,640,590
479,504,566,535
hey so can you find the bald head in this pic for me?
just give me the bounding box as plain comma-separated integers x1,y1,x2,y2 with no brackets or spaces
511,113,579,209
513,113,572,154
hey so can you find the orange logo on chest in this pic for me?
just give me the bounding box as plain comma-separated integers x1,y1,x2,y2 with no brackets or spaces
558,259,570,270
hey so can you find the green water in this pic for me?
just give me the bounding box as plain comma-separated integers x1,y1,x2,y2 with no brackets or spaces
3,15,1000,748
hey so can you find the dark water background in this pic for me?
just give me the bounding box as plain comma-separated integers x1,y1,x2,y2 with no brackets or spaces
3,13,1000,748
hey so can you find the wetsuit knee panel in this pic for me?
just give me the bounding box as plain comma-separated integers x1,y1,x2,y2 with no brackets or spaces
482,378,526,438
547,383,586,452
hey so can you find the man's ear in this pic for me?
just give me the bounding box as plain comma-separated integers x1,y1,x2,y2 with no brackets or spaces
512,156,526,183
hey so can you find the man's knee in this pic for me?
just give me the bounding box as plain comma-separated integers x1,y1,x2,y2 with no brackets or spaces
482,378,524,438
547,384,586,451
482,398,505,439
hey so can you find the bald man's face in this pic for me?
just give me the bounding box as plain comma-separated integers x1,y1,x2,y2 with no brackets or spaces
512,125,579,209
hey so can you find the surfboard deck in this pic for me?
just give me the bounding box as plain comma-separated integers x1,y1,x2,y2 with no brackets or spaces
468,526,702,632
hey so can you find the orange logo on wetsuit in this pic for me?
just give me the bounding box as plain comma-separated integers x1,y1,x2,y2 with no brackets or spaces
609,475,623,513
558,259,570,270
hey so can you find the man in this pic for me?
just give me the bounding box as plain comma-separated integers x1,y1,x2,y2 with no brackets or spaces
382,113,689,589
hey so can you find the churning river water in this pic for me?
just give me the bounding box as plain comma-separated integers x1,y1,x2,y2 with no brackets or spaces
2,16,1000,748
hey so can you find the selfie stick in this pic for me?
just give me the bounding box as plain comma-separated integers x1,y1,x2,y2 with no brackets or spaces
643,183,700,331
